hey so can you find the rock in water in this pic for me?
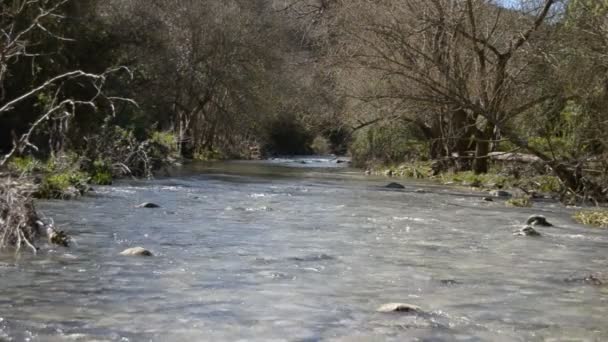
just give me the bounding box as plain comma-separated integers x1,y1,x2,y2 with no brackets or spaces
526,214,553,227
136,202,160,208
377,303,421,313
483,197,494,202
385,182,405,189
489,190,512,197
120,247,153,257
514,225,541,237
47,227,70,247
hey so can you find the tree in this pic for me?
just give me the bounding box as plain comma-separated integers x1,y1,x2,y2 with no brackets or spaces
0,0,130,165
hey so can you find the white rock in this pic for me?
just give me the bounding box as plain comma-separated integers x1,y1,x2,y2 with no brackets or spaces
120,247,153,257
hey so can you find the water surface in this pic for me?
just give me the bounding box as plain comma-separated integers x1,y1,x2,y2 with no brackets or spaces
1,157,607,341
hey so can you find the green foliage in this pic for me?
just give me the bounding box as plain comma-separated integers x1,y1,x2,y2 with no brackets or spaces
506,197,532,208
350,123,427,168
311,136,331,155
194,149,224,161
8,156,43,174
90,160,113,185
150,131,178,156
37,171,89,200
573,210,608,228
441,171,510,188
530,175,562,193
392,162,433,179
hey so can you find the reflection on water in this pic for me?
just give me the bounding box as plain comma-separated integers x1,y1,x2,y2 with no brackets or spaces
1,157,607,341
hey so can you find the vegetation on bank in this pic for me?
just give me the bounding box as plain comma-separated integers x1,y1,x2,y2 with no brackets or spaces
573,211,608,228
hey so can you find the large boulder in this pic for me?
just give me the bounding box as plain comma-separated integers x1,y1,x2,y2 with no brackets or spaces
526,215,553,227
120,247,153,257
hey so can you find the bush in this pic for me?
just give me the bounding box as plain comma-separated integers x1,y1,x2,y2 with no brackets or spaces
506,197,532,207
90,160,113,185
8,156,43,174
350,123,427,168
311,136,331,155
573,210,608,228
441,171,511,188
150,131,179,157
37,171,89,199
193,149,224,161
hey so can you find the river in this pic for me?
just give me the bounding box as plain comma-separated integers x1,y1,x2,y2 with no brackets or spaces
1,157,607,341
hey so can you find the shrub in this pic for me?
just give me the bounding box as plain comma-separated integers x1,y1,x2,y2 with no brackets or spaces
90,160,113,185
8,156,42,174
194,149,224,161
506,197,532,208
150,131,179,157
573,210,608,228
37,171,89,199
350,123,427,168
311,136,331,155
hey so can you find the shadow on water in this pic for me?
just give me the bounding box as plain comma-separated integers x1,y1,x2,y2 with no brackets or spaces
1,156,607,341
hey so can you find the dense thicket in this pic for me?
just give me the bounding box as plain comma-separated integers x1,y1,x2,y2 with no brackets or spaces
1,0,607,201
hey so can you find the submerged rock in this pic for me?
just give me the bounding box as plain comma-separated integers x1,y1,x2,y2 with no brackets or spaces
526,214,553,227
514,225,541,237
47,227,70,247
483,197,494,202
136,202,160,209
439,279,461,286
385,182,405,189
120,247,153,257
565,274,604,286
489,190,512,197
377,303,422,313
414,189,427,194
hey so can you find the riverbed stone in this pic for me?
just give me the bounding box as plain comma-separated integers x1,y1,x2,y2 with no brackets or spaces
120,247,153,256
385,182,405,189
513,225,541,237
565,273,604,286
489,190,512,197
526,214,553,227
377,303,422,313
136,202,160,208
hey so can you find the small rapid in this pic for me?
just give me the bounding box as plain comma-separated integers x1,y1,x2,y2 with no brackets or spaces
1,157,607,341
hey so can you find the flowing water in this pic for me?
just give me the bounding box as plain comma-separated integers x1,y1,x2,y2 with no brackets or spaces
1,157,607,341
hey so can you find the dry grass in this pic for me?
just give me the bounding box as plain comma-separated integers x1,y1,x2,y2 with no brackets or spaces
573,210,608,228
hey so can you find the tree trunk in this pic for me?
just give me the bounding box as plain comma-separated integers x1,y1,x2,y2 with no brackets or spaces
472,125,494,174
451,109,474,171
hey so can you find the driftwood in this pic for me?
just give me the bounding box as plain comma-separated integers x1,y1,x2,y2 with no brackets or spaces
0,178,41,252
487,152,542,163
